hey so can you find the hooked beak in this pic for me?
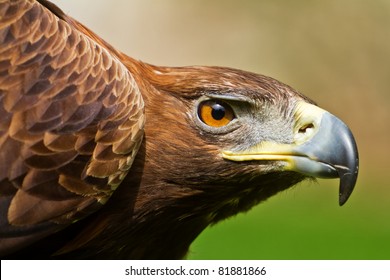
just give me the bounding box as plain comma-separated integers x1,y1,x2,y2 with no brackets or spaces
222,101,359,206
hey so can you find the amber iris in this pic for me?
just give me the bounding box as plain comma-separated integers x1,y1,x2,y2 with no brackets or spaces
198,100,235,127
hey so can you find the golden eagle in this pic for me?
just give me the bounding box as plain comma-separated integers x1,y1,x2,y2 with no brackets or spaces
0,0,358,259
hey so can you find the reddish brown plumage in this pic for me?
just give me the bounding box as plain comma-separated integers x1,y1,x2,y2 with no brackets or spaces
0,0,144,255
0,0,356,259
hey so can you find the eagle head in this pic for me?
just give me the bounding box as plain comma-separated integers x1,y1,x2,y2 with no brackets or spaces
99,63,359,259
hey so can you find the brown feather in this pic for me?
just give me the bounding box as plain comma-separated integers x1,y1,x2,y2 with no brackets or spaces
43,133,78,152
8,190,93,225
0,0,144,256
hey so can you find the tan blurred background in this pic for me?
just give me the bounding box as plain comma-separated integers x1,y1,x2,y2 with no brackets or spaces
52,0,389,259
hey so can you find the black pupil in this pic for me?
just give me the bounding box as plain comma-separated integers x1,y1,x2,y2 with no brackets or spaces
211,103,226,120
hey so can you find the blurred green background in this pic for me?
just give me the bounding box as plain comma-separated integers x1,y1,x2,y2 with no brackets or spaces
54,0,389,259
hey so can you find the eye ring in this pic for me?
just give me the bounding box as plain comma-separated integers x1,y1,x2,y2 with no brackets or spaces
197,100,235,127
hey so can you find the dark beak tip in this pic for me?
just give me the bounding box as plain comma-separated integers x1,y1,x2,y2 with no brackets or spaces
338,164,359,206
339,189,353,206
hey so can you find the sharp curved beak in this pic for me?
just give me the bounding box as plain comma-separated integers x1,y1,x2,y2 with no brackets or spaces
222,102,359,206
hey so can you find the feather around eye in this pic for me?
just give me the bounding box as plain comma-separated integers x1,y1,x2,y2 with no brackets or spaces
197,100,235,127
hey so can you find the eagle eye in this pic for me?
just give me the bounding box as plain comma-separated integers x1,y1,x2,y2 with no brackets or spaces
197,100,235,127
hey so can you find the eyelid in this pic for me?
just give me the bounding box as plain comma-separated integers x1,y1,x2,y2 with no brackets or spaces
204,93,252,103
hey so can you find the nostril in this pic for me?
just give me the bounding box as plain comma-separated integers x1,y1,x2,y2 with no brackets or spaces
295,122,316,143
298,123,315,134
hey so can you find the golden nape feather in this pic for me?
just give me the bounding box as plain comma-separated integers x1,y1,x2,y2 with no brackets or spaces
0,0,358,259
